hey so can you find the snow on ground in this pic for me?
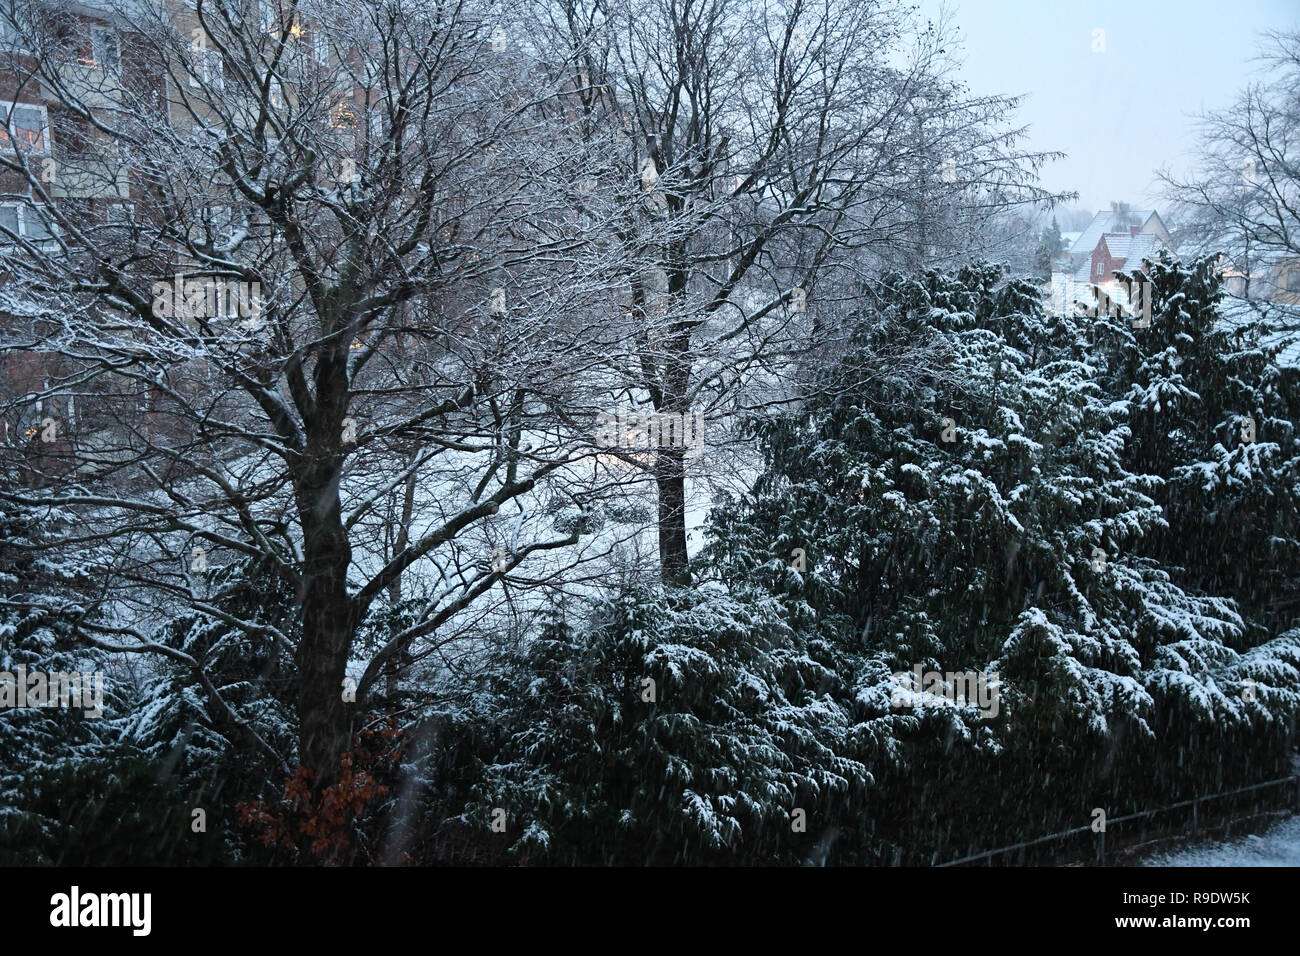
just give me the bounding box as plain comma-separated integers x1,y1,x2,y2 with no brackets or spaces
1141,815,1300,866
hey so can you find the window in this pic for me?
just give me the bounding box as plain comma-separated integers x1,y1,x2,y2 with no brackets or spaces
1285,267,1300,293
258,0,278,34
312,32,328,66
53,111,93,159
203,204,232,236
189,46,224,90
25,208,52,241
1096,261,1103,276
0,9,30,48
330,97,357,128
106,202,134,229
0,102,49,153
197,204,247,247
91,28,120,72
0,202,57,244
366,105,384,142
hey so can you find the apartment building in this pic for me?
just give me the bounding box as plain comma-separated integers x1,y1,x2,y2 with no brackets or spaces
0,0,365,483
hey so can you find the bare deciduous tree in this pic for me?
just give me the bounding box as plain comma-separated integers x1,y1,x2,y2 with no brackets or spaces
1162,29,1300,293
0,0,630,786
534,0,1065,584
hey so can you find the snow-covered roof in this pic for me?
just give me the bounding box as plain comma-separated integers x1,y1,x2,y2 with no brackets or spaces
1105,232,1164,270
1099,233,1134,259
1074,233,1169,285
1069,210,1158,256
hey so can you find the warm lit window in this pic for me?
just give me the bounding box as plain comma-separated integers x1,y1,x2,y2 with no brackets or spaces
0,103,50,153
330,98,357,128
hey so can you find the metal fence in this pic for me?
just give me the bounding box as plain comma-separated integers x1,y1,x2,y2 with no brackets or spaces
937,774,1300,867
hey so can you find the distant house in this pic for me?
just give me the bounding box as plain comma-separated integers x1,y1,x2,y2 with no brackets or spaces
1066,210,1173,271
1274,259,1300,305
1073,230,1168,285
1218,249,1300,304
1217,249,1300,370
1046,210,1175,317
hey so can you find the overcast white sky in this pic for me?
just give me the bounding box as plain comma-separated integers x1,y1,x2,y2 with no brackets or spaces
916,0,1300,215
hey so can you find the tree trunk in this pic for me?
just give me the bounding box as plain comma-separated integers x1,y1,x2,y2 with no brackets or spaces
655,446,689,585
293,344,357,789
295,460,356,789
656,270,693,586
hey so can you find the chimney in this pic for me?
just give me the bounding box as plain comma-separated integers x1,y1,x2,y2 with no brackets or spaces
1130,225,1140,236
